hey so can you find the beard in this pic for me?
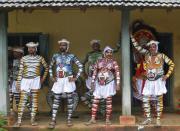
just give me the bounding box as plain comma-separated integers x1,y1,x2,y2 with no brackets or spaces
60,48,66,52
105,54,112,59
29,51,35,55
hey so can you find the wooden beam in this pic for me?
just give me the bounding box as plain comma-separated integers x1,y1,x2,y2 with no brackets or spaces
0,12,8,116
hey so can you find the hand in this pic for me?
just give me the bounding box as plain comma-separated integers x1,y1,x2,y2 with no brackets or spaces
132,85,138,93
83,72,88,79
68,77,77,82
91,82,95,91
40,78,45,84
116,84,120,91
16,84,20,92
132,76,137,83
132,77,138,92
162,75,168,81
16,87,20,92
51,77,57,82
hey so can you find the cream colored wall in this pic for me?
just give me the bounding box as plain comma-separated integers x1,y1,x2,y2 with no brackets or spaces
8,8,180,111
8,9,121,60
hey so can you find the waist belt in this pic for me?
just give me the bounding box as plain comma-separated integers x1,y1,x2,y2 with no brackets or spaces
23,76,39,79
58,70,71,78
98,77,113,85
147,75,162,81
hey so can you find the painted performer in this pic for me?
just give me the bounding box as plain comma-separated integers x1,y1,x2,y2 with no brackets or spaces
131,35,175,126
81,39,106,115
49,38,83,128
86,46,120,125
132,48,146,101
14,42,48,127
8,46,14,114
9,47,31,114
132,51,157,114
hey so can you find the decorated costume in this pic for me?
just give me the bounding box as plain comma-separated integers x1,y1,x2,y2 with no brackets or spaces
9,47,31,114
8,46,14,113
132,60,146,101
46,90,79,114
14,42,48,127
81,39,106,115
131,35,175,126
49,39,83,128
86,46,120,125
131,21,158,102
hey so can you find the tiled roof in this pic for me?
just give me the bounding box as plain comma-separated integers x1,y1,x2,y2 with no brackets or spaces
0,0,180,8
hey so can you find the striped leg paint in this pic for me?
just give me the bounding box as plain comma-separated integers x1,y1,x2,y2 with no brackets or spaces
156,95,163,126
81,90,93,109
99,98,106,117
67,93,73,126
91,98,100,120
9,91,14,112
105,97,112,125
17,91,28,125
141,95,152,125
14,92,20,109
31,90,39,126
49,93,61,129
51,93,61,122
85,97,99,125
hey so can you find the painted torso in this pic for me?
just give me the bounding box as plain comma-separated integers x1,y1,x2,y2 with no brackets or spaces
12,59,21,80
93,58,118,85
145,53,164,80
50,53,83,78
87,51,103,77
21,55,45,78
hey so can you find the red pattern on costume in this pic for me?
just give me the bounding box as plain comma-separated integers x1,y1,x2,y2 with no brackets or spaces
92,58,120,85
134,60,146,93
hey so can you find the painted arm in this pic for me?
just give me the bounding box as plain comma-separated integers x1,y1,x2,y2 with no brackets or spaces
16,58,24,88
113,43,121,53
41,57,48,81
130,35,149,54
113,61,120,85
49,55,55,78
162,53,175,78
74,55,83,79
91,60,98,83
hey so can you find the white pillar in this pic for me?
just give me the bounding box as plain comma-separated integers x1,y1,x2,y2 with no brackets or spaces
121,8,131,115
0,12,8,116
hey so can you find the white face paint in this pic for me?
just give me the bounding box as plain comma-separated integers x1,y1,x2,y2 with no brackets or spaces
28,47,36,55
149,43,158,54
104,50,113,59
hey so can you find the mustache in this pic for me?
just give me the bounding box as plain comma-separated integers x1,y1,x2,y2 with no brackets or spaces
105,55,112,57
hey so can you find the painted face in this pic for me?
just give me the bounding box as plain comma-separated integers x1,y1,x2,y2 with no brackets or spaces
92,43,100,51
105,50,113,59
149,43,157,54
59,42,68,52
28,47,36,55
